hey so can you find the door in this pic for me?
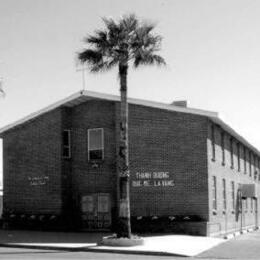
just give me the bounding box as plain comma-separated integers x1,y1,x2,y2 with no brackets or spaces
81,193,111,230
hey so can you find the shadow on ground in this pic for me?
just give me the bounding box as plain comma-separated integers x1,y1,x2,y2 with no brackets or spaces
0,230,111,244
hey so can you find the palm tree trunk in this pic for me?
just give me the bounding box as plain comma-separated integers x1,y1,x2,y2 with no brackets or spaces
117,63,131,238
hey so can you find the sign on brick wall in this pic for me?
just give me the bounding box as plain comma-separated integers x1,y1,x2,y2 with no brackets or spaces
28,176,49,186
132,171,174,187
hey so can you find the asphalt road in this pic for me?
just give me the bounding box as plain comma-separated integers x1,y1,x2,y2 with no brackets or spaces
1,231,260,259
196,230,260,259
0,248,180,260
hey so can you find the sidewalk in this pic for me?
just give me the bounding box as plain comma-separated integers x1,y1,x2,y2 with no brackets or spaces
0,230,225,257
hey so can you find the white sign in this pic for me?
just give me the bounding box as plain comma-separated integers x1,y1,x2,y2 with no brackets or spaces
132,171,174,187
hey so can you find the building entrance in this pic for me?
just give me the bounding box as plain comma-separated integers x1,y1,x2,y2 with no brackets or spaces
81,193,111,230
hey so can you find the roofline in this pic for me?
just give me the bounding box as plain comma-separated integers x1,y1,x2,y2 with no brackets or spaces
211,117,260,156
0,90,259,156
0,90,218,135
0,91,83,135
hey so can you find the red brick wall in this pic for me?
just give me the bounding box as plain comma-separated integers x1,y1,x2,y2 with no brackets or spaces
2,99,225,235
123,104,209,220
2,109,63,215
69,100,117,213
63,101,209,225
207,121,260,235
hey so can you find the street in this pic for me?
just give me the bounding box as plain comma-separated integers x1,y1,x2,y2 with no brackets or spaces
0,248,179,260
1,231,260,259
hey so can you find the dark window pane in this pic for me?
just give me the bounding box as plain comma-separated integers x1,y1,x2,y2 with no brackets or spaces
63,131,69,146
89,150,103,160
63,147,70,158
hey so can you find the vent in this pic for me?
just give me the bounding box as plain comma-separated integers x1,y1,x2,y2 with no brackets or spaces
171,100,188,107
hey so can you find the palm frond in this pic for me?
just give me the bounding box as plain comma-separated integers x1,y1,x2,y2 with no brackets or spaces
78,48,118,73
78,13,165,73
90,59,117,72
78,49,103,64
119,14,139,33
133,52,166,68
86,30,108,46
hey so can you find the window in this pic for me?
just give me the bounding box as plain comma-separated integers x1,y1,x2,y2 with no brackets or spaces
222,179,227,212
62,130,71,158
211,124,215,161
237,143,240,172
254,155,257,180
212,176,217,212
221,131,225,165
258,159,260,181
231,181,235,212
230,138,234,169
244,147,247,174
88,128,104,161
249,152,252,177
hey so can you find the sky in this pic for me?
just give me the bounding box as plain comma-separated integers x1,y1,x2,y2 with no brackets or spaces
1,0,260,183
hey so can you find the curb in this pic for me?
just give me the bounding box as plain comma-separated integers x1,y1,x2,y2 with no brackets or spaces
0,243,188,257
224,226,259,240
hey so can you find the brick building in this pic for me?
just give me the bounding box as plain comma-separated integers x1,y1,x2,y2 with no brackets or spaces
0,90,259,236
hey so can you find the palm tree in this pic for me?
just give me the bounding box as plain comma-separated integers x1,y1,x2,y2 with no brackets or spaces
78,14,165,238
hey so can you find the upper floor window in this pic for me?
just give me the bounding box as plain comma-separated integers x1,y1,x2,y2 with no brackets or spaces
249,152,252,177
258,158,260,181
62,130,71,158
211,124,215,161
88,128,104,161
237,143,240,172
254,155,258,180
230,138,234,169
244,146,247,174
221,131,225,165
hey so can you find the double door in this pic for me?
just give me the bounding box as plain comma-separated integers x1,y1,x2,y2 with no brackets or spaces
81,193,111,230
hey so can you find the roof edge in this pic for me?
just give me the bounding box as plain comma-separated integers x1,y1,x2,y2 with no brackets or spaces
0,90,260,157
0,91,83,135
0,90,218,135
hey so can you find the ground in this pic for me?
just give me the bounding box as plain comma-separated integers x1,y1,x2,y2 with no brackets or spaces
0,230,260,259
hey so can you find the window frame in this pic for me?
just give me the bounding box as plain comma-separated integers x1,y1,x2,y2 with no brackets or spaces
222,178,227,212
244,146,247,174
221,131,225,166
230,138,234,169
237,142,240,172
62,129,71,159
87,128,104,161
249,152,252,177
211,124,216,161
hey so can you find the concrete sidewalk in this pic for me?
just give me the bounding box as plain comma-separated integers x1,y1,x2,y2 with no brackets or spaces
0,230,225,257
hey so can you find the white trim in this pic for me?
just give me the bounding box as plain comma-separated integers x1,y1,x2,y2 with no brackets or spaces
0,90,217,135
87,128,104,161
0,89,260,157
0,91,82,134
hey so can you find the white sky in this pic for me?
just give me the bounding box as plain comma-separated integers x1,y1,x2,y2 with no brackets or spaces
1,0,260,184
